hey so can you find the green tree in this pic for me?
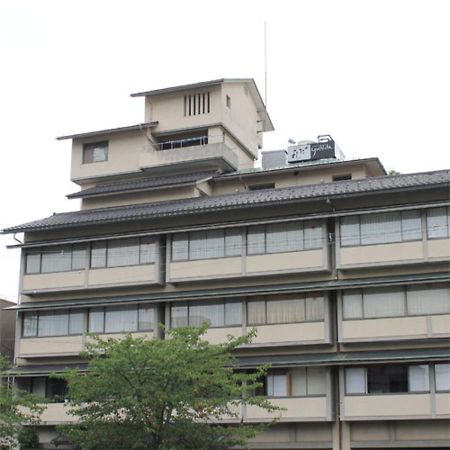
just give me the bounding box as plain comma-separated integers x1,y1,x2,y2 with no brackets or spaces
0,355,44,450
60,325,278,450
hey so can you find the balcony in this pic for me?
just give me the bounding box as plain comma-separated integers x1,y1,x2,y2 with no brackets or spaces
340,314,450,343
22,263,161,294
245,397,331,422
140,136,238,174
342,393,450,420
40,402,74,425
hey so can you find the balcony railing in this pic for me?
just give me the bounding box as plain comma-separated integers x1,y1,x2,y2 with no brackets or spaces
156,135,208,151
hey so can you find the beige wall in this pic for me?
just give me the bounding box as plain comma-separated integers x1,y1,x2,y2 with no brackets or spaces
168,257,242,282
245,397,329,422
19,335,84,357
343,394,432,419
71,130,145,182
22,264,160,294
428,238,450,259
251,322,326,345
202,326,242,345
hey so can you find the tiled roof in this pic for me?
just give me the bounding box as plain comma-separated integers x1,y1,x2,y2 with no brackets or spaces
67,171,218,199
3,169,449,234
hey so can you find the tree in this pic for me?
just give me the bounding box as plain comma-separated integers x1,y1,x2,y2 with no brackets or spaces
0,355,44,450
60,325,278,450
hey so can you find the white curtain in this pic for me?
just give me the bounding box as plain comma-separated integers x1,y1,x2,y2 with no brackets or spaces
89,308,104,333
139,237,155,264
171,304,188,328
189,301,223,327
364,287,405,318
138,306,154,331
306,295,325,321
435,364,450,391
247,226,265,255
225,229,242,256
41,246,71,273
224,300,242,326
427,207,448,239
361,212,402,245
105,306,138,332
247,298,266,325
340,216,360,247
345,368,366,394
69,310,84,335
401,210,422,241
107,238,140,267
407,284,450,315
343,291,363,319
172,233,189,261
408,365,429,392
38,311,69,336
266,296,305,324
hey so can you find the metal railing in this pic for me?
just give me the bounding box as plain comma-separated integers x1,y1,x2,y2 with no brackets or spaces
156,135,209,151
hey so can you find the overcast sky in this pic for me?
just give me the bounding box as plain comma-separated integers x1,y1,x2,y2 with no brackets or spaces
1,0,449,302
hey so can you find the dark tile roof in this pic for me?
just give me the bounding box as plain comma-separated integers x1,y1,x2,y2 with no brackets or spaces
67,171,218,199
3,169,449,234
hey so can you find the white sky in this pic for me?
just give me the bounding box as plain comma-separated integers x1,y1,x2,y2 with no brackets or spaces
1,0,449,302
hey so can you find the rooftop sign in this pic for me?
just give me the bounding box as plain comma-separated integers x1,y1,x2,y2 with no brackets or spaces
287,139,336,163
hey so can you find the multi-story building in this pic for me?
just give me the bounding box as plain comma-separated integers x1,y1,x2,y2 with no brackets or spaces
2,78,450,449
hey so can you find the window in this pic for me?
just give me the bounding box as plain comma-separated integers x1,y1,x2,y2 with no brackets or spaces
248,183,275,191
171,229,242,261
184,92,210,116
25,244,87,274
342,283,450,319
22,305,153,337
261,367,327,397
247,220,322,255
28,378,68,402
226,95,231,108
344,365,430,394
83,141,108,163
340,210,422,246
247,293,325,325
427,206,450,239
22,310,85,337
90,237,156,268
333,174,352,181
435,364,450,391
88,305,154,333
170,299,242,328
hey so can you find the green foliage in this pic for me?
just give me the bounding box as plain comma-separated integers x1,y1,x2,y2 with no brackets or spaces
17,427,41,449
0,355,44,450
60,325,278,450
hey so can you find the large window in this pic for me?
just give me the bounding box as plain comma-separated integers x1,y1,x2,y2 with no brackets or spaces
83,141,108,163
340,210,422,246
171,299,242,328
91,237,156,268
345,364,430,394
247,293,325,325
247,220,322,255
435,364,450,391
171,229,242,261
22,304,154,337
427,206,450,239
23,309,84,337
342,283,450,319
25,244,87,274
88,305,154,333
257,367,327,397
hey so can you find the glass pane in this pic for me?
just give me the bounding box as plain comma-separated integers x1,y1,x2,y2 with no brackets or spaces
286,221,304,251
23,312,38,337
401,210,422,241
407,284,450,315
361,212,401,245
247,298,266,325
189,231,208,260
172,233,188,261
140,237,155,264
206,229,225,258
306,295,324,321
343,291,363,319
247,226,265,255
266,295,305,324
31,377,46,397
138,305,154,331
38,311,69,336
267,373,287,397
71,244,86,270
107,238,140,267
364,287,405,318
345,368,366,394
91,242,107,268
340,216,360,247
189,301,223,327
435,364,450,391
225,300,242,326
427,207,448,239
304,220,322,249
266,222,289,253
171,304,188,328
41,246,72,273
408,365,429,392
69,310,84,335
105,306,138,333
291,368,307,396
307,367,327,395
89,308,104,333
367,366,408,393
225,228,242,256
26,253,41,274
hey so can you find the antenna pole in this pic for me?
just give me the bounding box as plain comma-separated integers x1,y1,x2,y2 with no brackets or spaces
264,21,268,107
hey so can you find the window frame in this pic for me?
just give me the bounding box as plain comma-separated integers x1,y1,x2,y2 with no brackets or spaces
82,141,108,164
426,206,450,239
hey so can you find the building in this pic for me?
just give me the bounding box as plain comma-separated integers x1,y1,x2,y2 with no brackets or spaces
2,78,450,449
0,298,16,362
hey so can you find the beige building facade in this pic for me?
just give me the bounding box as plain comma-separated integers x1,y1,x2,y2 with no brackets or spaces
2,78,450,449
